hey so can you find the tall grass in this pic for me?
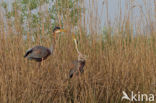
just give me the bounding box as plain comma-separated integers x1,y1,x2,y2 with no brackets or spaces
0,0,156,102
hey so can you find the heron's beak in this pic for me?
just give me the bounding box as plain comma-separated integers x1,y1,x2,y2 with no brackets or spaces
59,29,66,33
54,29,66,34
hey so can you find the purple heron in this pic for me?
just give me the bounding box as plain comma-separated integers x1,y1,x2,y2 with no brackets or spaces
69,38,87,78
24,26,66,63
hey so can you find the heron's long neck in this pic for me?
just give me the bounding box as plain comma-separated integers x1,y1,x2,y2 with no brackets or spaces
50,33,56,53
74,39,81,55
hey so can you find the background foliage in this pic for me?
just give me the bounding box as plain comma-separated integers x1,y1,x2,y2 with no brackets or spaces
0,0,156,103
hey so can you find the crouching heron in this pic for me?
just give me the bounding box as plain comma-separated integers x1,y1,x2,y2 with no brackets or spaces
24,26,66,65
69,38,87,78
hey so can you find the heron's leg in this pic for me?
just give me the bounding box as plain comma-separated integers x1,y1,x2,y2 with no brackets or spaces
38,62,41,67
37,62,41,74
41,58,44,66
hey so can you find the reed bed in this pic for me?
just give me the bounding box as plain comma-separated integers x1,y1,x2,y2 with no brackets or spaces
0,0,156,102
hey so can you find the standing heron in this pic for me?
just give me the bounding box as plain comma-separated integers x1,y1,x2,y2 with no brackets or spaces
69,38,87,78
24,26,66,65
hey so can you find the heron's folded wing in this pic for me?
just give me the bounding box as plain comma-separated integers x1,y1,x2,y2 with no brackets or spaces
30,46,50,58
79,61,85,73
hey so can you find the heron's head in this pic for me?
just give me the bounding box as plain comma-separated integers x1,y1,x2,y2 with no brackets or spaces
53,26,66,34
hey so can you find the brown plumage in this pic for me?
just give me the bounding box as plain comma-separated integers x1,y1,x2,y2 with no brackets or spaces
24,46,51,62
24,26,65,63
69,39,87,78
69,54,86,78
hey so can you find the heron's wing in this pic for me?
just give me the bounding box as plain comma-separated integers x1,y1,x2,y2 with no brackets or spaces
69,60,79,78
29,46,51,59
24,48,33,57
69,68,76,78
28,57,42,62
79,61,85,73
